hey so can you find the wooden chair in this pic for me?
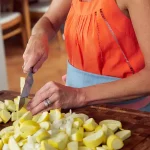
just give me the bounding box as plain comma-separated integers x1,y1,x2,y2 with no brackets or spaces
29,0,64,50
0,0,27,48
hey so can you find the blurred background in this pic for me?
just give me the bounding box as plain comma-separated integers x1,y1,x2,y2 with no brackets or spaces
0,0,67,94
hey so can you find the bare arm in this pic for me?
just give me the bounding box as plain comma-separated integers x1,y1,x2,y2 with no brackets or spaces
31,0,71,39
23,0,71,73
82,0,150,104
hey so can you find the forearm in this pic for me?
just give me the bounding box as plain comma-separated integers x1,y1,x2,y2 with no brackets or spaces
31,0,71,40
82,68,150,105
31,16,58,40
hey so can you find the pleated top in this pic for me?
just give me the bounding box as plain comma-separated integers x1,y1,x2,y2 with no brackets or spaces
64,0,145,78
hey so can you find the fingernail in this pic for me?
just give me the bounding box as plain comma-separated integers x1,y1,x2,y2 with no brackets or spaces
22,62,26,69
23,67,28,73
33,68,37,73
27,104,30,110
27,106,30,110
32,111,36,115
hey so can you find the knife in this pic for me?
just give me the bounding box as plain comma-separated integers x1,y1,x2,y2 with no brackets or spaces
19,68,34,109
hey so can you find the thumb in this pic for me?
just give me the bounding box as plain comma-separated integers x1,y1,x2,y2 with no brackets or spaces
62,74,67,83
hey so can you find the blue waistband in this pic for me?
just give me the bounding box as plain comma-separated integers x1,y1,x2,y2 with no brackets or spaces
66,62,145,105
66,62,120,87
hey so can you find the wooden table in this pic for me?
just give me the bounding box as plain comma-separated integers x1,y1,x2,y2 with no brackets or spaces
0,91,150,150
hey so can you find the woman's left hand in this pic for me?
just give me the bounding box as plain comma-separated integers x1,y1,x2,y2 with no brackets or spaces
27,81,86,115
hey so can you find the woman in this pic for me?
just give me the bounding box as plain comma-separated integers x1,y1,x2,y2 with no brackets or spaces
24,0,150,115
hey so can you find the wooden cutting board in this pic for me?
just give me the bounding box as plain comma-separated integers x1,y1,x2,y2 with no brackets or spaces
0,90,150,150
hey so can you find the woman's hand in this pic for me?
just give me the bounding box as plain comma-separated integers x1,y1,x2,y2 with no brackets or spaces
23,33,49,73
27,82,86,115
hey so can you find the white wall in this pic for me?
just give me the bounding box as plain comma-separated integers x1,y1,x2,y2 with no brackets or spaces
0,26,8,90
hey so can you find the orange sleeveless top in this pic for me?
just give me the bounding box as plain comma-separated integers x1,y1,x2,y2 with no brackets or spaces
64,0,145,78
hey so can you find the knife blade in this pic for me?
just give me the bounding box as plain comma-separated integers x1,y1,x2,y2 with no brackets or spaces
19,69,34,109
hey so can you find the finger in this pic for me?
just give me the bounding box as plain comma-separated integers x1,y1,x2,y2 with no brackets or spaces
27,90,50,110
31,101,60,115
27,82,59,110
30,93,61,115
36,82,55,95
28,91,59,111
23,40,43,73
23,54,42,73
62,74,67,83
28,83,56,109
23,41,35,71
39,104,60,114
30,100,46,115
33,54,47,73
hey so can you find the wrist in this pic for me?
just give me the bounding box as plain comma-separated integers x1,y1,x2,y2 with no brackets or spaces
31,30,48,39
31,16,57,41
77,88,90,106
79,86,101,105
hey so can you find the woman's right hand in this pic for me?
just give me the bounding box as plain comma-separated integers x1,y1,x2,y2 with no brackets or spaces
23,33,49,73
23,0,71,73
